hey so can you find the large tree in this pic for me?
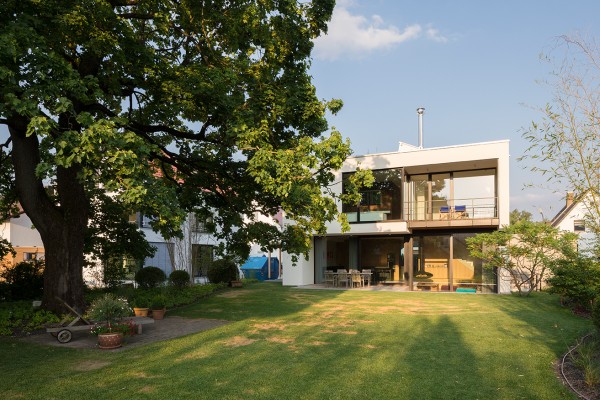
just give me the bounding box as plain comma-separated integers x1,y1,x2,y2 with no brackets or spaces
0,0,366,312
521,35,600,242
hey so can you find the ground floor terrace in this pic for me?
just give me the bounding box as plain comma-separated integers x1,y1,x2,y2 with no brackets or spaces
313,231,499,293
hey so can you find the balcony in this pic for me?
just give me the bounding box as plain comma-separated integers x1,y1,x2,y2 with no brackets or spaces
406,197,498,229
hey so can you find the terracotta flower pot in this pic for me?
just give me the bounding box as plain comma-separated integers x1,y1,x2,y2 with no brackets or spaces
97,332,124,349
133,307,149,317
152,308,166,320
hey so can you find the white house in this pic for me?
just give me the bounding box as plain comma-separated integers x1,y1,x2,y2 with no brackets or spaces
281,138,510,293
550,191,598,254
0,210,45,264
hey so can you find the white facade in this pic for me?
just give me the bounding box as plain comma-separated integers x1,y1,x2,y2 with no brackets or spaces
551,191,598,253
0,213,45,263
282,140,510,293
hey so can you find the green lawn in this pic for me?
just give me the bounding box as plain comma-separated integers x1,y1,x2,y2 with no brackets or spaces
0,283,592,399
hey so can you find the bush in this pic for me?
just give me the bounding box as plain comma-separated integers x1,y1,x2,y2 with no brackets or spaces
0,260,44,300
169,270,190,288
547,256,600,311
207,259,239,284
0,302,60,336
87,293,132,324
135,266,166,289
593,299,600,333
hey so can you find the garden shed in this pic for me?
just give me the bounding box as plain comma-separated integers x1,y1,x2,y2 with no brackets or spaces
240,256,279,281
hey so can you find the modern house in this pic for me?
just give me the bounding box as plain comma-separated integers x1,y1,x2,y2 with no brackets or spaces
281,138,510,293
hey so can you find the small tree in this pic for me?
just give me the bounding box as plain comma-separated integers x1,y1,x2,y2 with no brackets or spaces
509,209,533,225
521,34,600,246
467,221,578,296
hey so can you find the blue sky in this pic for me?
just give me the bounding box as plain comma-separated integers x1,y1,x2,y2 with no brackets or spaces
310,0,600,220
3,1,598,220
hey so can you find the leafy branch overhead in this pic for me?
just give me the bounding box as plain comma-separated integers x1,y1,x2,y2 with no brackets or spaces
0,0,353,312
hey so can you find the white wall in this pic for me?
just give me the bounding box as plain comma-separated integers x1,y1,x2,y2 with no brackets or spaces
0,214,44,247
282,245,314,286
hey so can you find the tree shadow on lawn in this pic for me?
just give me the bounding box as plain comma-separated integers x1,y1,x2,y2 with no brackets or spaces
169,283,347,321
491,292,593,356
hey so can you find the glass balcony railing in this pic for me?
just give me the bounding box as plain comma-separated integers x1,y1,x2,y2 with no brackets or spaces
405,197,498,221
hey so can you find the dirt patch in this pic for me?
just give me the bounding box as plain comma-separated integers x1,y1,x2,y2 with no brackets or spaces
360,344,378,349
138,386,155,394
267,336,295,344
72,360,111,371
174,348,212,362
252,322,287,331
309,341,329,346
321,329,358,335
223,336,256,347
218,290,252,298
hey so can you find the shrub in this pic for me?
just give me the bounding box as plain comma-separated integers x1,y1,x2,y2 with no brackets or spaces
87,293,132,325
593,299,600,333
0,260,44,300
547,255,600,311
151,294,167,309
169,270,190,288
207,259,239,284
135,266,166,289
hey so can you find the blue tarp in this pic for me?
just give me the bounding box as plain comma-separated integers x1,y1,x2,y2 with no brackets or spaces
240,256,279,281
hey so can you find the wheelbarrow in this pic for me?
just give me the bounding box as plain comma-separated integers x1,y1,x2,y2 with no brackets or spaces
45,298,92,343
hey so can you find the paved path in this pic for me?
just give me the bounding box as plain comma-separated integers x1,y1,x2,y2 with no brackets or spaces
21,316,229,351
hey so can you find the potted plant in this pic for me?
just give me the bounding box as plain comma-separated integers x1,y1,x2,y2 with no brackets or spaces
131,295,150,317
150,294,167,320
87,294,133,349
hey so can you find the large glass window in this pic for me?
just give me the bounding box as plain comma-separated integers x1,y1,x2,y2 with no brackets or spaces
452,233,496,293
410,174,428,220
431,173,451,219
453,169,496,218
407,169,497,221
413,236,450,290
343,168,403,223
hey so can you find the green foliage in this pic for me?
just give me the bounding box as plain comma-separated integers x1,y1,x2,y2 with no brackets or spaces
86,294,132,325
0,302,60,336
0,238,15,260
467,221,577,296
547,255,600,311
169,270,190,288
134,267,166,289
84,192,155,282
0,0,356,312
593,300,600,333
150,294,167,310
509,209,533,225
207,259,239,284
0,260,44,300
520,35,600,241
572,337,600,386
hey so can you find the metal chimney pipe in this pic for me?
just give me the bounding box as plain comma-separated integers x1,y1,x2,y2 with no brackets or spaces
417,107,425,148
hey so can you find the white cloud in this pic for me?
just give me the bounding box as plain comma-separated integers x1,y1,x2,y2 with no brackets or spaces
313,4,448,61
426,26,449,43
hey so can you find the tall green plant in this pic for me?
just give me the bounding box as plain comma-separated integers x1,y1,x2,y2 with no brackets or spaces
547,255,600,310
467,221,578,296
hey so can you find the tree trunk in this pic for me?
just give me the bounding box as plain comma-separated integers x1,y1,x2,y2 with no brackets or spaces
9,119,88,313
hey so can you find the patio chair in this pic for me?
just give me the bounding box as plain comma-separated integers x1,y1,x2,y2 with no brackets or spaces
336,269,349,288
361,269,372,286
351,272,362,288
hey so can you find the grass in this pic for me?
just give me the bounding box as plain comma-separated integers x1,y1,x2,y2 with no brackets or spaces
0,283,593,400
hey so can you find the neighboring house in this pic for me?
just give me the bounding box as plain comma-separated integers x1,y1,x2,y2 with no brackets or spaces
0,210,45,265
281,139,511,293
133,212,221,281
550,191,598,254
